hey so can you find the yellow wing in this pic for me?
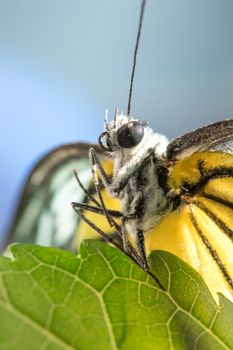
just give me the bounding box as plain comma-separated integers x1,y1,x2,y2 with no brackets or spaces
73,149,233,303
145,151,233,303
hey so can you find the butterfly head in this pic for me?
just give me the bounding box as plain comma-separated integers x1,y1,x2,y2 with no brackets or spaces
98,109,148,154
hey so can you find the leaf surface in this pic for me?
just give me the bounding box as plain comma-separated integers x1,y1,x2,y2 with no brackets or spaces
0,241,232,350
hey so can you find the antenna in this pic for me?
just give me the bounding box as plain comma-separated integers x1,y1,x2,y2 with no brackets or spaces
127,0,147,116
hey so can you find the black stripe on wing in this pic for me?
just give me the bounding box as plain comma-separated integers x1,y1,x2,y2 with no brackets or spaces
202,192,233,211
188,207,233,291
183,165,233,196
193,200,233,242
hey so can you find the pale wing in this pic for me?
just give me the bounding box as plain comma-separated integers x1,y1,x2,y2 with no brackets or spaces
6,143,102,250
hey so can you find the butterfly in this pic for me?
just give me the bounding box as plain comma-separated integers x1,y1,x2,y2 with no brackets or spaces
5,0,233,303
6,113,233,303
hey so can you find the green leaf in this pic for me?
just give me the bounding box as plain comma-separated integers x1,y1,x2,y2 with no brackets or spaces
0,241,232,350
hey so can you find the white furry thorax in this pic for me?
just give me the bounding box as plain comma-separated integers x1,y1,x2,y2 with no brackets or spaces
100,112,171,233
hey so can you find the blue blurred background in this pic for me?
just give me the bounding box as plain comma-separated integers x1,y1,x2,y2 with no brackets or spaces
0,0,233,245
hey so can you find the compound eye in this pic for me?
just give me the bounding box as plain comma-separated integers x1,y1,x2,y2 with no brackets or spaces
117,121,144,148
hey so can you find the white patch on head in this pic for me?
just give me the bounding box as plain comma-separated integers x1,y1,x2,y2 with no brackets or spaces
104,113,169,164
106,113,131,150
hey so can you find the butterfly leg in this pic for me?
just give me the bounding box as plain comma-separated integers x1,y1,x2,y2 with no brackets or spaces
88,148,112,187
72,201,123,249
88,148,114,226
72,205,123,250
73,169,101,207
72,201,122,218
72,204,144,265
88,147,133,196
74,168,124,242
88,148,149,269
88,149,139,258
88,147,153,195
72,202,142,263
123,213,149,271
121,217,131,254
136,229,149,271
